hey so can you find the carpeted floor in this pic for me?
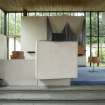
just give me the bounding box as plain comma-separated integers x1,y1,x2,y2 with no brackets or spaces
71,67,105,85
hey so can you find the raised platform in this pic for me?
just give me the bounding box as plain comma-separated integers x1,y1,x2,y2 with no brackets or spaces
0,86,105,104
71,67,105,85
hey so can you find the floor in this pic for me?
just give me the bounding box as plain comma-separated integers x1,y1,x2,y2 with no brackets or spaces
71,67,105,85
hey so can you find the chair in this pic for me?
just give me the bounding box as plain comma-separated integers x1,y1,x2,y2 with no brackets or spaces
10,51,25,59
88,56,100,72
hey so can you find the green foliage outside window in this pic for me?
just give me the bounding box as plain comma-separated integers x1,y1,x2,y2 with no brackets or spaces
7,13,22,36
0,10,4,34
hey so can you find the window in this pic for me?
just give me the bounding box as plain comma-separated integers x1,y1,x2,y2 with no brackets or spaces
0,9,4,34
8,37,21,59
42,12,50,16
28,12,36,16
36,12,43,16
7,12,22,59
49,12,56,16
85,12,105,66
99,12,105,66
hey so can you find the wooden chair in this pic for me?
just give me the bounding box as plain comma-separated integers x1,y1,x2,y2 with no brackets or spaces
10,51,25,59
88,56,100,72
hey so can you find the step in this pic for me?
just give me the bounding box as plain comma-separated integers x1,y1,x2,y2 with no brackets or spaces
0,86,105,104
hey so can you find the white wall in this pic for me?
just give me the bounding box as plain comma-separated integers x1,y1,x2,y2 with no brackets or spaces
21,16,47,52
0,60,35,86
0,60,72,86
0,35,7,59
0,35,7,78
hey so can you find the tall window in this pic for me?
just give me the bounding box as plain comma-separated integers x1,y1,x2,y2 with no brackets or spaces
86,12,90,66
0,9,4,34
7,13,23,59
99,12,105,66
86,12,105,67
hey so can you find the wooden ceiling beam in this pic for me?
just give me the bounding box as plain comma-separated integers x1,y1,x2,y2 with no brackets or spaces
0,0,105,12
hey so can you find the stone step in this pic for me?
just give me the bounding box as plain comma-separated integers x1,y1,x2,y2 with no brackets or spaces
0,86,105,104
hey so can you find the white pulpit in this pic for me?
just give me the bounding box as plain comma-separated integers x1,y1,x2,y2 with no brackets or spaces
36,41,78,86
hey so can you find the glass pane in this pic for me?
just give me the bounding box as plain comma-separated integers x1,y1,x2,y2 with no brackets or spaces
99,12,105,36
16,13,21,36
91,36,98,56
36,12,43,16
56,12,63,16
86,36,90,66
49,12,57,16
7,14,9,35
77,12,84,16
16,37,21,51
9,37,14,59
86,12,90,36
70,12,75,16
0,9,4,34
1,11,4,34
28,12,35,16
63,12,70,16
43,12,50,16
73,12,78,16
99,37,105,66
91,12,98,36
0,10,2,33
8,13,15,35
0,10,2,34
